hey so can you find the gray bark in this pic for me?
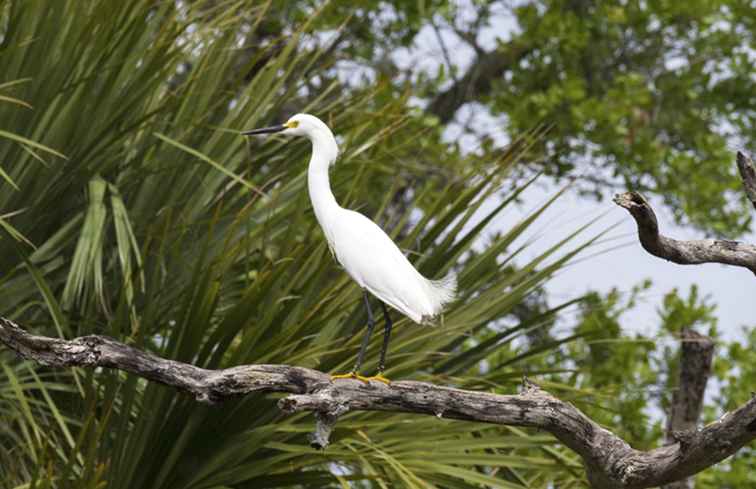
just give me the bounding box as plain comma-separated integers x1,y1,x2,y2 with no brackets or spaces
615,151,756,274
613,191,756,274
1,316,754,489
662,330,715,489
736,151,756,211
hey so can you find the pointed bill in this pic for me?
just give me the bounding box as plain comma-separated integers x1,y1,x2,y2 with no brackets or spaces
241,124,287,135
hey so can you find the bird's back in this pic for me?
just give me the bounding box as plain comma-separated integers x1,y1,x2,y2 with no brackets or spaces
327,208,455,324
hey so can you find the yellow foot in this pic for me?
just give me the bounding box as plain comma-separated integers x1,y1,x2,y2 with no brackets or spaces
363,374,391,385
331,372,370,383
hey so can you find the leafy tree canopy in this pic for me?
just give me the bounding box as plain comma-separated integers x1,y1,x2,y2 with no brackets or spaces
0,1,753,488
275,0,756,235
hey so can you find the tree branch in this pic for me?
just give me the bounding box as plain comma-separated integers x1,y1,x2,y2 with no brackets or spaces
663,329,715,489
1,317,754,489
426,42,531,124
736,151,756,211
613,191,756,273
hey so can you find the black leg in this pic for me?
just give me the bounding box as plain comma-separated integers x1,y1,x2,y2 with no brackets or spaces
378,302,393,373
352,289,375,373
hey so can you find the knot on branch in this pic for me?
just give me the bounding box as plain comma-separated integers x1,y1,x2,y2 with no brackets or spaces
67,335,106,365
612,191,646,210
613,191,660,237
194,390,217,404
279,387,352,449
670,429,698,451
520,376,543,395
309,406,350,449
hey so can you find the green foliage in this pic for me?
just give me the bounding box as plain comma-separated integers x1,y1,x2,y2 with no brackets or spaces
493,0,755,235
703,324,756,488
565,282,663,448
561,284,753,486
0,361,78,486
382,0,753,235
0,1,751,487
659,285,718,337
0,1,605,488
136,0,755,236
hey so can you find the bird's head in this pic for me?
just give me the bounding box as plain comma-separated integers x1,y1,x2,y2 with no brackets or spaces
242,113,338,167
242,113,331,140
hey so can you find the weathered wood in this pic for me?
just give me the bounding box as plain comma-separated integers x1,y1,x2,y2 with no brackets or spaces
1,316,754,489
663,330,715,489
736,151,756,211
613,191,756,274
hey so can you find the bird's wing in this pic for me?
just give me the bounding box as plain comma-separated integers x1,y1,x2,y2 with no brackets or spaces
330,210,433,322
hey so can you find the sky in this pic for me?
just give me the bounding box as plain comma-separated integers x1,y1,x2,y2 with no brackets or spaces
389,1,753,342
475,178,754,342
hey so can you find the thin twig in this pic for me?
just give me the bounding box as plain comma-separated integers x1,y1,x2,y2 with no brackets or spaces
430,18,459,85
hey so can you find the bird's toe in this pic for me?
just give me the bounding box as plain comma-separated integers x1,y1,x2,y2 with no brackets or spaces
330,371,370,384
364,373,391,385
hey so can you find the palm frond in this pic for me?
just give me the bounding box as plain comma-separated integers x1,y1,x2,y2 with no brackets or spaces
0,2,606,488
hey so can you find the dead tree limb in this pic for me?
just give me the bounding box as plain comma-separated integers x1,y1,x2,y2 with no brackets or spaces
1,317,754,489
614,151,756,273
612,191,756,274
663,330,715,489
736,151,756,211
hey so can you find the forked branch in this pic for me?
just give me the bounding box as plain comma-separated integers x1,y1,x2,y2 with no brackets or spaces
1,317,754,489
663,330,715,489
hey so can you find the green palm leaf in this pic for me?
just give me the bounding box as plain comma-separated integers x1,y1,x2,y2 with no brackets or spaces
0,2,606,488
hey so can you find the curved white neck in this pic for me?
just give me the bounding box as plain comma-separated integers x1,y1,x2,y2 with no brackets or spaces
306,129,340,228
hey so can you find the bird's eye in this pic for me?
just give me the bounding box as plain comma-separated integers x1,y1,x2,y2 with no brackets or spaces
287,120,299,129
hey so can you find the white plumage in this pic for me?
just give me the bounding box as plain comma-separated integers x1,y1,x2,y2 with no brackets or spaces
289,113,456,324
327,207,456,324
243,113,455,378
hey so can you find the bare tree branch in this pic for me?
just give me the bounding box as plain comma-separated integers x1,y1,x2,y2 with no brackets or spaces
426,41,531,124
613,191,756,273
1,317,754,489
663,330,715,489
736,151,756,211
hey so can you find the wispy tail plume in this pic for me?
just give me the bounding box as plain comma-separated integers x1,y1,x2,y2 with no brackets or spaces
422,271,457,325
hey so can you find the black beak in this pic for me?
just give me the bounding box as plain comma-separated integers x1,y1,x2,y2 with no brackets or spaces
241,124,286,136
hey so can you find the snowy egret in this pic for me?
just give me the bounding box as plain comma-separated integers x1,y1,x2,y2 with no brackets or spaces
243,114,456,383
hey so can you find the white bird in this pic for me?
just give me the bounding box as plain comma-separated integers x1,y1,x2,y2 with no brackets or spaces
243,114,456,383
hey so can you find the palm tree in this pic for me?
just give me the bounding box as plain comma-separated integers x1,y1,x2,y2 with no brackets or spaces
0,2,600,487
